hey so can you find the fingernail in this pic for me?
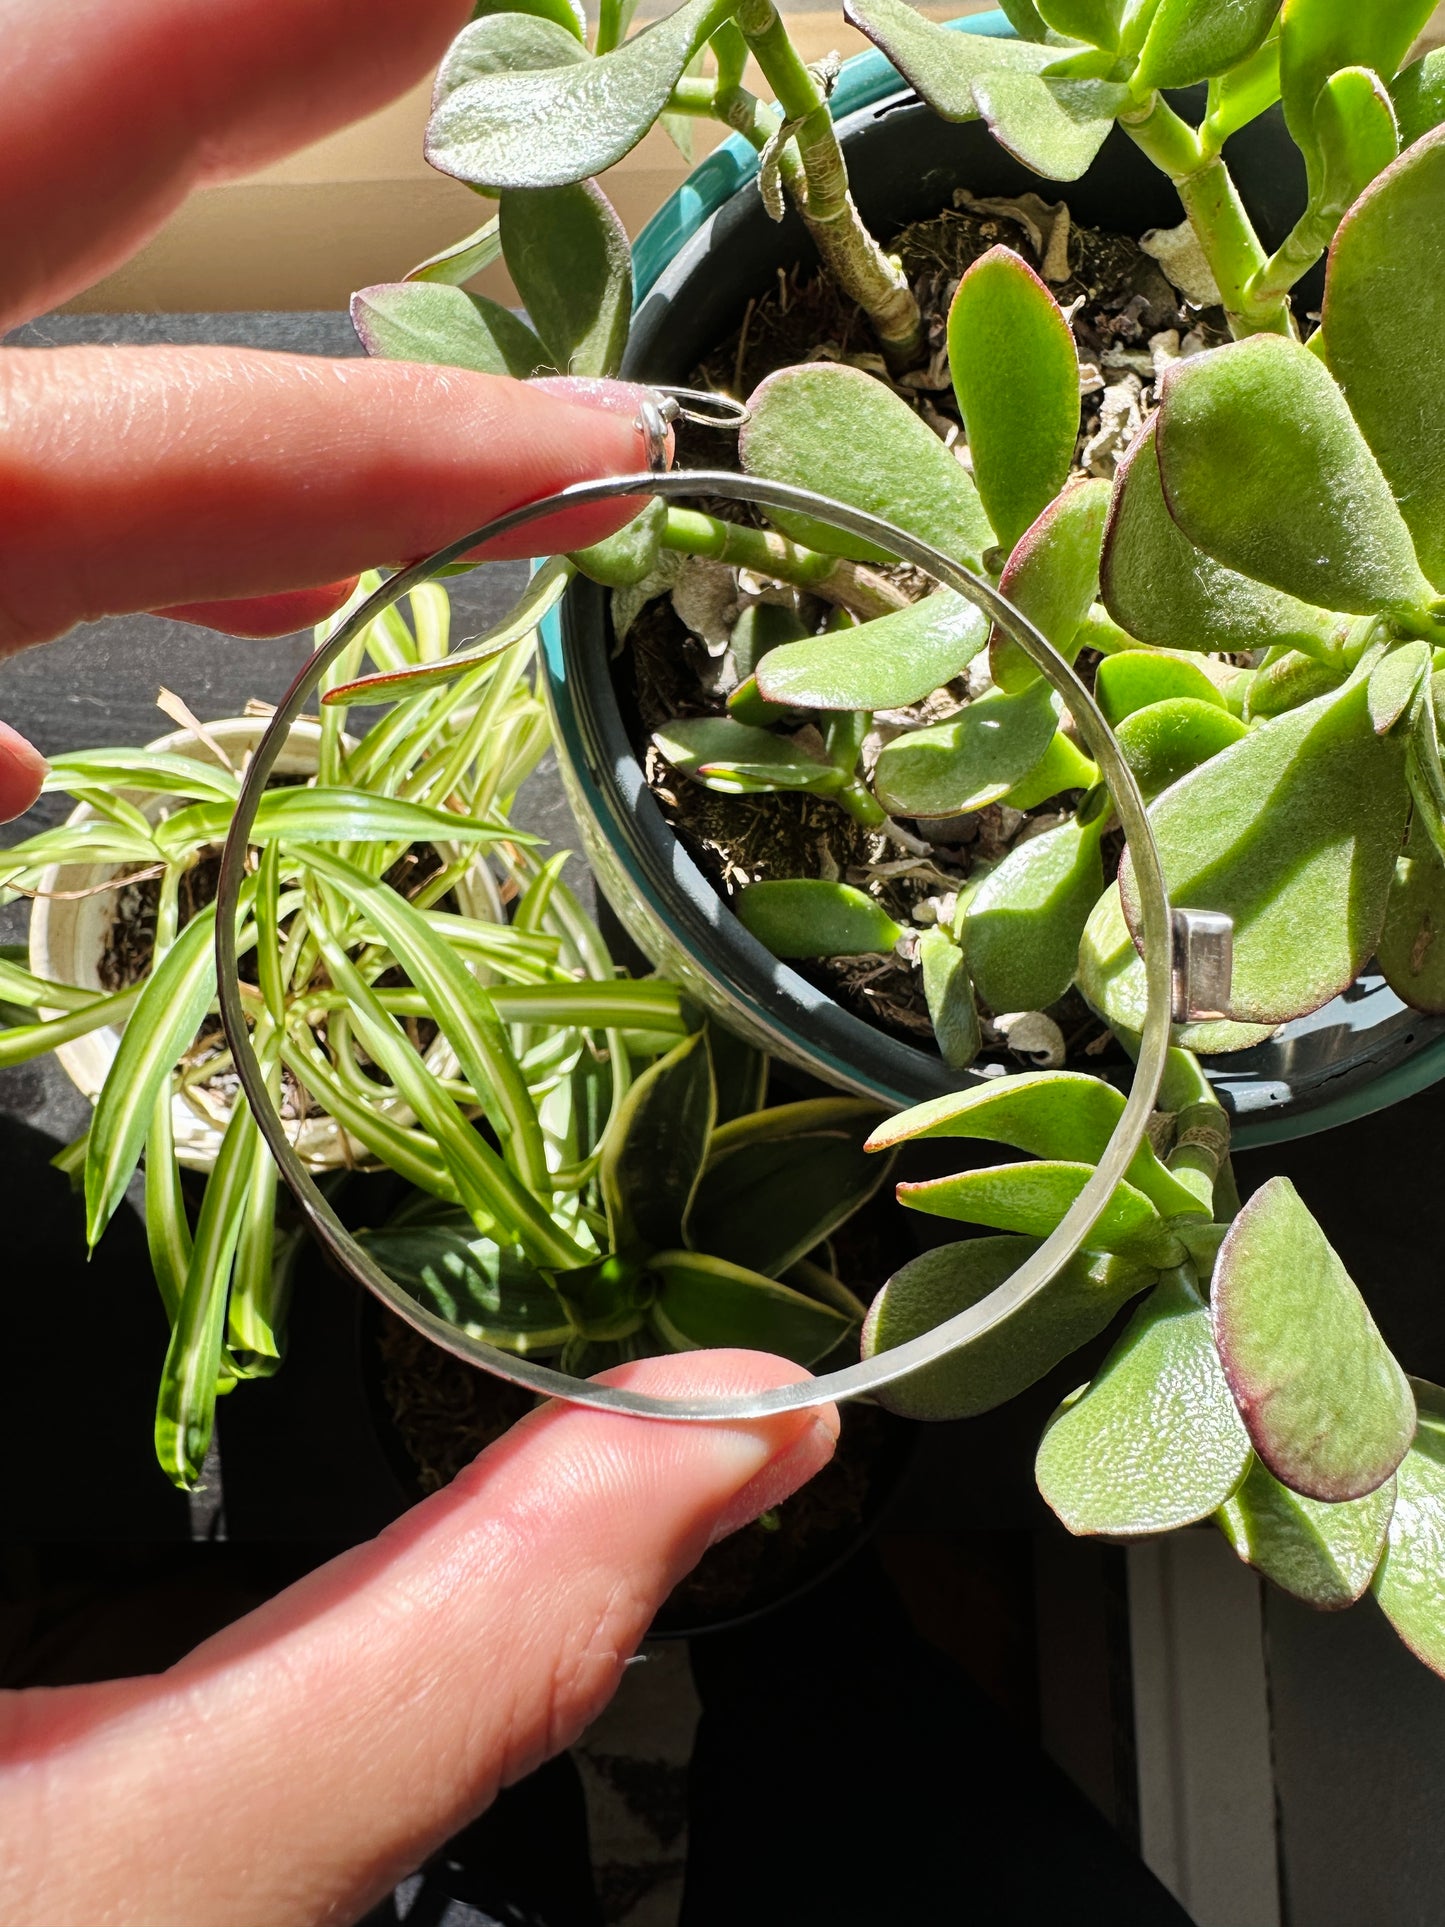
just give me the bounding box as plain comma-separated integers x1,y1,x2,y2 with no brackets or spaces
706,1415,839,1546
530,375,646,417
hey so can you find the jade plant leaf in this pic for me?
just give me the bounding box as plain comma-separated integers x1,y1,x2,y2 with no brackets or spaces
1036,0,1125,45
960,804,1106,1012
1036,1271,1252,1536
499,182,631,377
1217,1454,1395,1608
350,282,547,377
653,716,842,795
1078,880,1279,1053
570,499,667,587
1155,336,1435,618
998,729,1099,808
873,679,1059,817
739,363,994,567
357,1224,573,1347
650,1250,854,1365
1116,697,1248,799
1310,66,1400,221
1213,1175,1416,1500
1279,0,1435,178
864,1235,1156,1421
406,214,503,287
1367,638,1430,735
601,1028,715,1256
1096,648,1228,724
1242,647,1347,720
1203,34,1284,147
898,1160,1187,1264
919,926,982,1068
866,1068,1209,1219
736,879,903,957
1101,420,1350,661
970,69,1130,180
1378,816,1445,1012
686,1097,889,1275
754,591,987,712
842,0,1064,121
1136,0,1283,90
1372,1378,1445,1675
1117,675,1411,1026
998,0,1053,36
728,601,810,725
1324,126,1445,591
427,0,729,191
471,0,586,37
1391,48,1445,143
989,481,1112,694
947,248,1081,554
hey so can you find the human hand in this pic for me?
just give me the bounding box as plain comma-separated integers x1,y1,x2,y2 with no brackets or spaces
0,7,838,1921
0,1352,837,1925
0,0,667,819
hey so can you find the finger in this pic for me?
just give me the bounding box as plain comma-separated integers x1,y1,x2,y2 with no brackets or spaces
0,720,46,820
0,1352,836,1927
0,354,663,655
158,580,360,639
0,0,472,327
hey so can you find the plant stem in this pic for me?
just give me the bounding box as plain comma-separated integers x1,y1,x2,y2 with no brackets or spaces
660,507,910,620
729,0,921,364
1118,94,1293,339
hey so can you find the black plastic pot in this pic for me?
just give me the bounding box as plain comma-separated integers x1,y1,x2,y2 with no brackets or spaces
540,28,1445,1150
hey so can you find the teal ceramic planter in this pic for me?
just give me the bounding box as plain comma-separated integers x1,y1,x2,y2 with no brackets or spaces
539,13,1445,1149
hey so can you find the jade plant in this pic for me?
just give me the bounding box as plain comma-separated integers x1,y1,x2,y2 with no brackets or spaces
346,0,1445,1071
0,579,886,1487
860,1056,1445,1678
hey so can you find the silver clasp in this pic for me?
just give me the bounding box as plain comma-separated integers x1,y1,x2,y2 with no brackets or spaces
1170,908,1234,1024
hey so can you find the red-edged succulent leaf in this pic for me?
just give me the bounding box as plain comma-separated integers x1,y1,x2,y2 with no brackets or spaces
1218,1454,1395,1608
1155,336,1435,619
863,1234,1156,1421
1101,420,1350,660
1096,649,1228,724
351,282,547,377
499,180,632,377
1117,673,1411,1026
1036,1271,1252,1536
1279,0,1435,182
1212,1175,1416,1500
1391,47,1445,144
1324,125,1445,591
989,480,1111,693
1379,814,1445,1013
948,248,1082,556
1372,1378,1445,1676
960,806,1105,1012
969,68,1130,179
652,716,841,796
739,361,994,566
842,0,1065,121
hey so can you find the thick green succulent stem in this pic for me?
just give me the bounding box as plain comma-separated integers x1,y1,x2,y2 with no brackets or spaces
660,508,911,620
730,0,922,365
1159,1047,1233,1213
1119,94,1293,340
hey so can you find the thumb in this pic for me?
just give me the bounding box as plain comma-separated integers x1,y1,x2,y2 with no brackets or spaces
0,1350,837,1927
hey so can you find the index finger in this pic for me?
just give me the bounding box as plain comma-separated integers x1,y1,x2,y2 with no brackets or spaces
0,0,471,329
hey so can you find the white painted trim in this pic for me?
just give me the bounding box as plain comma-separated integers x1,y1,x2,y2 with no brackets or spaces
1128,1533,1280,1927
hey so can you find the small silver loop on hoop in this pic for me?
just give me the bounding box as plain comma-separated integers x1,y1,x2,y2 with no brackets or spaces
635,392,675,474
214,469,1178,1425
652,385,751,430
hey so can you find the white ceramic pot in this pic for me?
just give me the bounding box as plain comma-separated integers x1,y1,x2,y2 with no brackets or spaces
28,716,492,1172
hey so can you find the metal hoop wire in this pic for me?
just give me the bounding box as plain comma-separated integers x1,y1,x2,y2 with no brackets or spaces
215,467,1175,1423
